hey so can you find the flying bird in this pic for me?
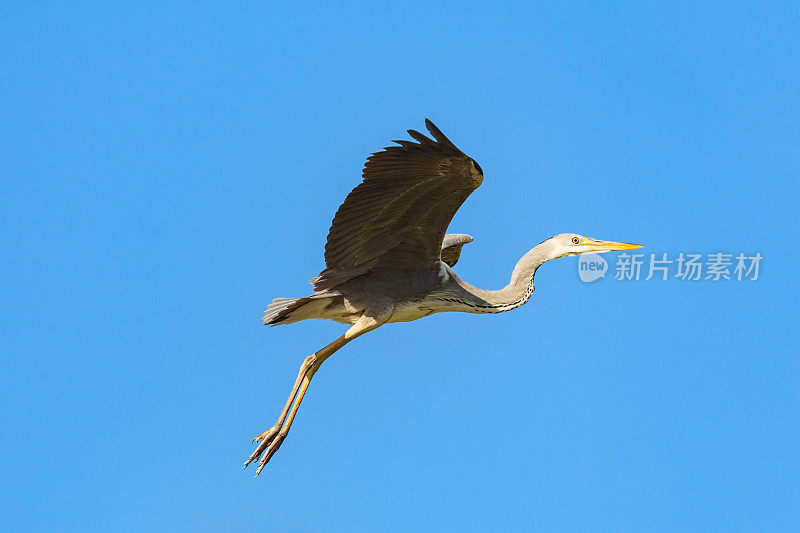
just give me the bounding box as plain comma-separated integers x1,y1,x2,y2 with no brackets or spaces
244,120,643,475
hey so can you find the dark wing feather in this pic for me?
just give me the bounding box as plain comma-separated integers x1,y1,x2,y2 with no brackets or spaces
312,119,483,291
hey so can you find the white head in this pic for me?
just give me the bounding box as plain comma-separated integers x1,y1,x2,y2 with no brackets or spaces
543,233,644,260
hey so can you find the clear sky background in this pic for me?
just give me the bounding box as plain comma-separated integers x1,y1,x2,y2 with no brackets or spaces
2,2,798,531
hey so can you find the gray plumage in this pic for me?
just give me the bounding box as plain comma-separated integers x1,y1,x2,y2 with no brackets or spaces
244,119,643,475
440,233,473,267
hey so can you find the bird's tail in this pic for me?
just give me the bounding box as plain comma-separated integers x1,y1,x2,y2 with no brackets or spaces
262,293,337,326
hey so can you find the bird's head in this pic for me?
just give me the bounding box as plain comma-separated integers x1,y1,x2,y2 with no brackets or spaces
545,233,644,259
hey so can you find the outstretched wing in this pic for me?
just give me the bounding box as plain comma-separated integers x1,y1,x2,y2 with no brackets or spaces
440,233,474,267
312,119,483,291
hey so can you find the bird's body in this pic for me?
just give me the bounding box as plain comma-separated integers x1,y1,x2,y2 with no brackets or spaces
269,255,537,326
244,120,643,475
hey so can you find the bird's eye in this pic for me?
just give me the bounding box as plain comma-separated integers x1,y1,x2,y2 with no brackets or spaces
572,237,580,244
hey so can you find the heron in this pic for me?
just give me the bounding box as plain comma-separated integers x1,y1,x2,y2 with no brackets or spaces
244,119,643,475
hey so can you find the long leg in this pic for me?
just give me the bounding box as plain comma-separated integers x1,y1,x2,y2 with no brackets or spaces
242,338,341,472
244,304,392,476
246,355,314,448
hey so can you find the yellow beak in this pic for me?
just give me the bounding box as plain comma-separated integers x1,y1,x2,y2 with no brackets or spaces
586,239,645,252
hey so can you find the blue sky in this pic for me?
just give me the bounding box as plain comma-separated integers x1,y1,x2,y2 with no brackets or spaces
2,2,798,531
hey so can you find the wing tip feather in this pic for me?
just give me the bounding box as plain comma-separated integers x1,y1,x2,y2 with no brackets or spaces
406,128,436,146
424,118,461,153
